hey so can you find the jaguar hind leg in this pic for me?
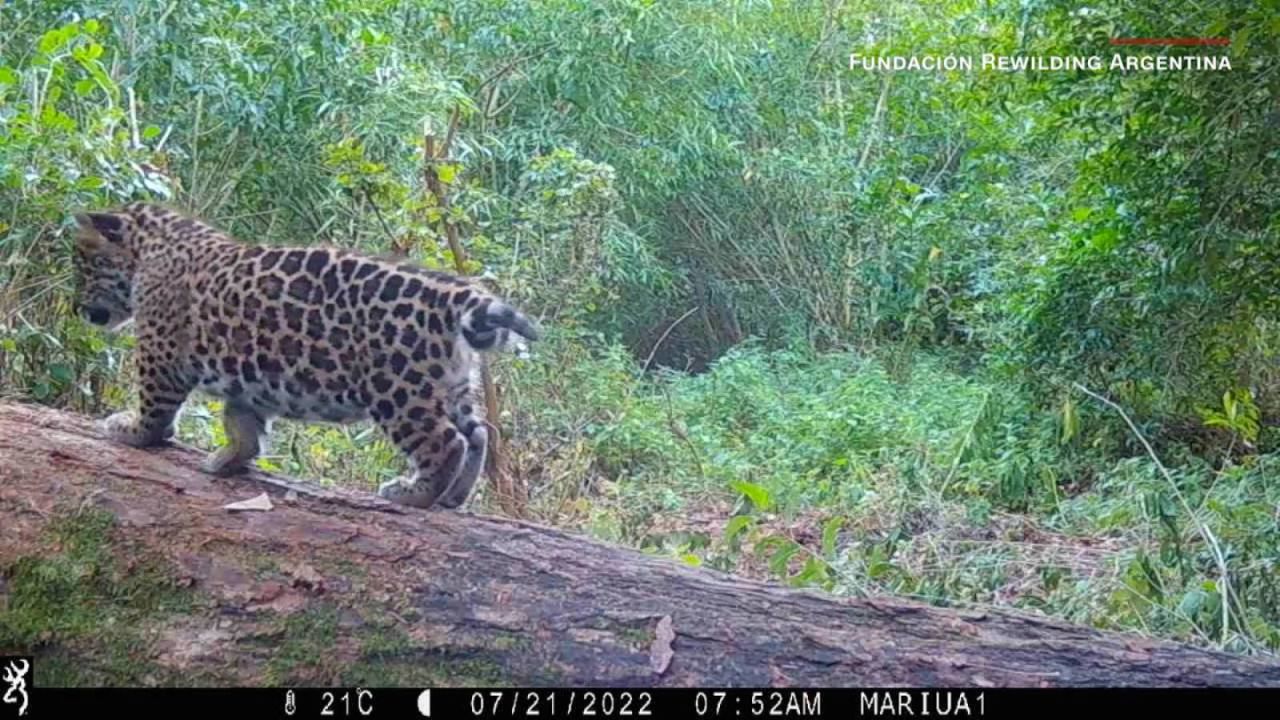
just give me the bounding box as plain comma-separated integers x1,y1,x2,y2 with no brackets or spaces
375,407,468,509
201,401,269,476
438,382,488,508
438,422,487,509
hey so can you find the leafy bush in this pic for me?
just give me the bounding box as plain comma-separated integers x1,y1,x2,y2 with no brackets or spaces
1,0,1276,657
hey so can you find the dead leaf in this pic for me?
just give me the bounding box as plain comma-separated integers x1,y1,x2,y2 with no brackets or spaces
287,562,325,591
247,591,308,615
649,615,675,675
224,493,273,512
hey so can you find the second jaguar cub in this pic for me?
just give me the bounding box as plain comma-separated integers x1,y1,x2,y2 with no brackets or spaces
73,202,538,510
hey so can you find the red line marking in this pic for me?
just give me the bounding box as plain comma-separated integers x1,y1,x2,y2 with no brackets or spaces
1109,37,1229,46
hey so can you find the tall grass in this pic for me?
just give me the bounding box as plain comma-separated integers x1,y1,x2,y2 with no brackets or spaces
1,1,1276,659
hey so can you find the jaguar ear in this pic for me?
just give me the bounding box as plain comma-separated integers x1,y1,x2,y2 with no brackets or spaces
74,212,127,244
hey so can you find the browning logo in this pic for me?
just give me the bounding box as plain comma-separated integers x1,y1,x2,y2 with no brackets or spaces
1,657,30,717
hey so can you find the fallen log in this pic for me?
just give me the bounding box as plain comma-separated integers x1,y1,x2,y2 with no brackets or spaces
0,401,1277,687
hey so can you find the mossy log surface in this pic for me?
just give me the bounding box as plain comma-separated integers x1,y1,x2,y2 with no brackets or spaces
2,401,1279,687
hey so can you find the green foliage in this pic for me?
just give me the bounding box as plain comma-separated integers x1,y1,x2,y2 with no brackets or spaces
996,1,1279,426
1,0,1277,658
0,14,169,409
1199,388,1261,448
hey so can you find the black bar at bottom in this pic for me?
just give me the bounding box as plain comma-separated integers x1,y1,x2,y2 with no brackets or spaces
27,686,1280,718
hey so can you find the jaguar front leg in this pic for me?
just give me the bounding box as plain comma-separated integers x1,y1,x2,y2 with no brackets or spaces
102,354,191,448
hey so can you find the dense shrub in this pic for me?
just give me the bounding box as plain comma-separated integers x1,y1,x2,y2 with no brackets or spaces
2,0,1276,655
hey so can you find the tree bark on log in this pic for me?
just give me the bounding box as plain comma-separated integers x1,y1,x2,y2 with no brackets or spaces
1,401,1277,688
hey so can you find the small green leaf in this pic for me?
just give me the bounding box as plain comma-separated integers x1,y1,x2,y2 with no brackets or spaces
680,553,702,567
768,541,800,576
0,67,19,86
74,78,96,96
38,29,64,55
1178,589,1205,618
84,19,101,34
49,363,75,384
1090,227,1118,251
821,517,843,557
868,560,893,579
142,124,162,140
793,557,829,587
731,480,772,511
437,163,459,184
1061,395,1078,444
1232,27,1250,57
724,515,753,544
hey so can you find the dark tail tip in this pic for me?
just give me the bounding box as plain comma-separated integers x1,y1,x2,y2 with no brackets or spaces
491,303,540,342
464,300,540,351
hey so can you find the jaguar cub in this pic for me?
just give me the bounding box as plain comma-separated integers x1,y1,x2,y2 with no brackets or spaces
72,202,538,510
